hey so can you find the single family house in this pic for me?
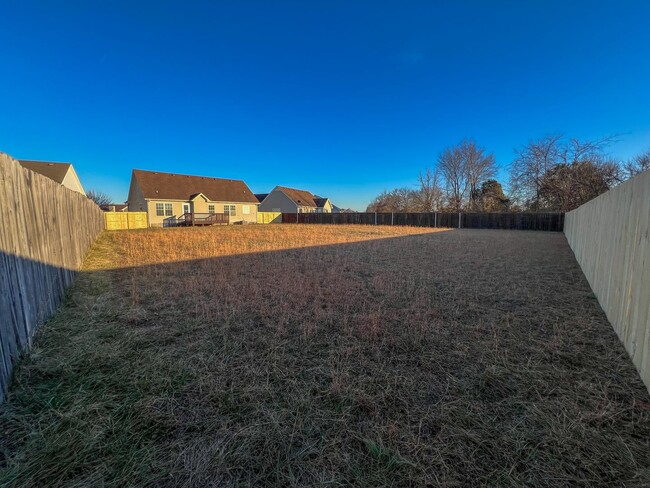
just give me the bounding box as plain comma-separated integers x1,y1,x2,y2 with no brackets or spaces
19,160,86,195
127,169,259,226
258,186,333,213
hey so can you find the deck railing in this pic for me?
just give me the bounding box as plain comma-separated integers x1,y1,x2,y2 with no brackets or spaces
163,212,229,227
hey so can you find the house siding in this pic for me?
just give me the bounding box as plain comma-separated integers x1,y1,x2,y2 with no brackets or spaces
127,177,148,213
145,199,258,226
191,199,258,224
61,167,86,195
258,190,298,213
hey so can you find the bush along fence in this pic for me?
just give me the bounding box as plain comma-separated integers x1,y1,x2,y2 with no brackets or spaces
0,152,105,402
281,212,565,231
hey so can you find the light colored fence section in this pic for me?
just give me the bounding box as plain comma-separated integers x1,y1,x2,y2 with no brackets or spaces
105,211,148,230
0,152,104,401
564,170,650,392
257,211,282,224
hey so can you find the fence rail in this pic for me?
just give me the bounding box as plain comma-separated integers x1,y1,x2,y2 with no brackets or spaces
0,152,105,402
281,212,564,231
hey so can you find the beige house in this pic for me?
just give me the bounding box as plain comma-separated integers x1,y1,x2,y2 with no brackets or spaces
258,186,333,213
127,169,259,226
19,160,86,196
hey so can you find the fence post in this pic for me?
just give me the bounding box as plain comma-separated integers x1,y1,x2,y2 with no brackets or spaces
375,212,377,225
434,212,437,228
391,212,394,225
458,212,461,229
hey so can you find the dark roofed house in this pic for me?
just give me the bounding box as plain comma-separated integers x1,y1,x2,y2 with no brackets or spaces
254,193,269,203
19,160,86,195
127,169,259,226
258,186,333,213
313,197,329,208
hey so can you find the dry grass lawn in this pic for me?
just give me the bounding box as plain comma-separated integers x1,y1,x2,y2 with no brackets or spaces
1,225,649,487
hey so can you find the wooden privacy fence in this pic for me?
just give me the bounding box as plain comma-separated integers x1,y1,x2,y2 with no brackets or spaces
257,211,282,224
104,211,148,230
0,152,105,402
282,212,564,231
565,170,650,392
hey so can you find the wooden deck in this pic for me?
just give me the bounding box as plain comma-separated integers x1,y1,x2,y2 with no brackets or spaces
163,212,229,227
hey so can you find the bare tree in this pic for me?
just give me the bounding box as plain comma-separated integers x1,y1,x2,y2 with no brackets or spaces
538,161,615,212
462,140,497,210
510,134,621,210
87,190,112,207
414,167,444,211
366,187,418,212
623,150,650,178
509,134,563,210
438,145,467,212
437,139,497,211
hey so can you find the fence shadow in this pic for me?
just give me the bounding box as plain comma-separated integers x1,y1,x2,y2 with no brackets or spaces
2,229,649,485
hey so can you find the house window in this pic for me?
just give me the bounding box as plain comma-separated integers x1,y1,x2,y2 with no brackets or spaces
208,204,215,214
156,203,165,216
242,205,250,215
165,203,173,216
224,204,236,216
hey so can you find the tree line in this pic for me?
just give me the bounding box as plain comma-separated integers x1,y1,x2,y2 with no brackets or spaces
367,135,649,213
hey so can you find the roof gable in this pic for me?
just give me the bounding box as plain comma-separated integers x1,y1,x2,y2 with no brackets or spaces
275,186,318,208
313,197,330,208
19,160,71,184
132,169,259,203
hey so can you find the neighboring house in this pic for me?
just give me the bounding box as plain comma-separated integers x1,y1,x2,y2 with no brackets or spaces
127,169,259,226
19,160,86,196
258,186,333,213
332,204,354,213
254,193,269,203
101,204,128,212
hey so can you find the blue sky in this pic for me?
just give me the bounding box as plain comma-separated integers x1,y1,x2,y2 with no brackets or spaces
1,1,649,210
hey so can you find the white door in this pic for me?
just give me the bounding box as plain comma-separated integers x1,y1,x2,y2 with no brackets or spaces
182,203,190,215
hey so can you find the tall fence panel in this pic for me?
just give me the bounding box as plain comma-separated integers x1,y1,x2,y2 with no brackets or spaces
282,212,563,231
462,212,564,231
0,152,105,401
564,171,650,392
105,211,148,230
257,211,282,224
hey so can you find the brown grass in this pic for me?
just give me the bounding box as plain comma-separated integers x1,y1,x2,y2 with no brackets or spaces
1,225,649,487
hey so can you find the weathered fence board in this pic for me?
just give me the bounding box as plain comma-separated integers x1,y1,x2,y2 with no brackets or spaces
0,152,104,402
565,170,650,392
282,212,563,231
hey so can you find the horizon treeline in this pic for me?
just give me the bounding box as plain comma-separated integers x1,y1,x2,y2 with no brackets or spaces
367,135,649,213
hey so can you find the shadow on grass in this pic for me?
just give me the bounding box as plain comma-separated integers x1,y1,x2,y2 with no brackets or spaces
1,229,649,487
